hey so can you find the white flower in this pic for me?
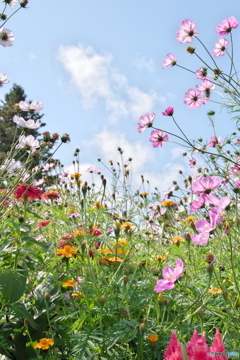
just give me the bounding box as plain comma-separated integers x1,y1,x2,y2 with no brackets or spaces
13,115,41,129
2,159,21,173
0,72,10,86
0,27,15,47
16,135,40,151
5,0,18,7
18,100,44,112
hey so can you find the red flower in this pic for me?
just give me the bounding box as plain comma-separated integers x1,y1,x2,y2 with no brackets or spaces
38,220,51,228
42,192,60,200
14,183,42,201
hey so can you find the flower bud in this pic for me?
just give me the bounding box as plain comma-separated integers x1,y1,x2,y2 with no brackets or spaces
123,275,129,283
45,292,51,301
139,323,147,333
61,133,70,143
99,295,107,304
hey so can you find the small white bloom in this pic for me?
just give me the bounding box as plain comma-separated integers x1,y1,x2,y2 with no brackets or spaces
0,27,15,47
13,115,41,129
16,135,40,151
18,100,44,112
0,72,10,86
2,159,21,173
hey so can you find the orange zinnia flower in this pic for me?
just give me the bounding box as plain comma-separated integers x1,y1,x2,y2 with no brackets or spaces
147,334,159,342
56,245,77,258
34,338,54,350
161,200,175,207
62,280,75,287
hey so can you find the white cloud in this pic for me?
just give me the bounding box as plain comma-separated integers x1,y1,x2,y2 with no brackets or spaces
133,54,156,72
57,44,165,121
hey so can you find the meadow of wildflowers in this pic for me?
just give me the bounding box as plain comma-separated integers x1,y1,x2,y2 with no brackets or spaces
0,3,240,359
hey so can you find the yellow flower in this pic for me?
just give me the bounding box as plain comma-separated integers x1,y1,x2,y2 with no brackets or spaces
71,291,83,297
73,228,85,236
100,256,123,264
147,334,159,342
208,287,222,295
118,238,128,246
71,173,82,179
161,200,175,207
74,179,83,185
171,237,185,245
183,216,195,222
156,255,167,262
34,338,54,350
93,201,105,210
56,245,77,258
125,169,130,174
62,280,75,288
121,222,133,230
140,192,148,198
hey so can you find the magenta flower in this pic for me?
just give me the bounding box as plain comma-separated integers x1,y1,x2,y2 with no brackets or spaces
137,113,155,133
186,329,211,360
190,195,206,213
192,176,221,194
164,332,183,360
204,193,231,211
189,157,197,168
191,208,222,246
162,53,177,69
213,38,229,57
210,329,227,360
208,135,223,147
162,107,174,116
0,27,15,47
196,67,208,80
154,258,184,293
184,88,203,108
149,129,169,147
216,16,238,35
176,19,198,43
196,80,215,97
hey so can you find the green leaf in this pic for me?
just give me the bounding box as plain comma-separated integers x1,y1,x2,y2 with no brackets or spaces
0,271,27,304
11,303,38,330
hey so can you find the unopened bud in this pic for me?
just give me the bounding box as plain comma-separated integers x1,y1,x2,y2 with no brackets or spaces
61,133,70,143
99,295,107,304
139,323,147,333
45,292,51,301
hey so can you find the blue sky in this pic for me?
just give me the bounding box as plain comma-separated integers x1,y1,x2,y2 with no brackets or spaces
1,0,239,192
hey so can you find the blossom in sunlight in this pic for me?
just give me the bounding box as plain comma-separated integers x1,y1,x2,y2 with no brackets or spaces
18,100,44,112
16,135,40,151
190,195,206,212
189,157,197,168
14,183,42,201
93,201,105,210
137,112,155,133
34,178,44,186
176,19,198,43
56,245,77,258
208,287,222,295
0,27,15,47
183,216,195,222
196,67,208,80
149,130,169,147
71,291,83,297
154,258,184,293
3,159,21,173
42,163,55,172
34,338,54,350
162,200,174,207
213,38,229,57
121,222,133,230
42,192,60,200
62,280,75,288
192,176,221,194
208,135,223,147
184,88,203,108
191,208,222,246
0,72,10,86
171,237,185,245
216,16,238,35
13,115,41,129
162,53,177,69
162,107,174,116
164,331,183,360
147,334,159,343
196,80,215,98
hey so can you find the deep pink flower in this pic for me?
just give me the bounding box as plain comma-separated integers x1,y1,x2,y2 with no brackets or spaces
187,329,212,360
176,19,198,43
164,332,183,360
230,164,240,175
149,129,169,147
191,208,222,246
162,107,174,116
154,258,184,293
0,27,15,47
216,16,238,35
208,136,223,147
138,113,155,133
213,38,229,57
196,80,215,97
196,67,208,80
189,158,197,168
14,184,42,202
210,329,227,360
192,176,221,194
184,88,203,108
162,54,177,69
190,195,206,212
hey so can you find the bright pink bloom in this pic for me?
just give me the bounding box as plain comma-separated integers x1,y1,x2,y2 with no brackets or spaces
187,329,212,360
230,164,240,175
191,208,222,246
196,67,208,80
162,107,174,116
0,27,15,47
14,184,42,201
176,19,198,43
208,136,223,147
192,176,221,194
210,329,227,360
196,80,215,97
213,38,229,57
149,129,169,147
164,332,183,360
184,89,203,108
216,16,238,35
69,212,80,219
190,195,206,212
162,54,177,69
235,179,240,188
204,193,231,211
189,158,197,168
154,258,184,293
138,113,155,133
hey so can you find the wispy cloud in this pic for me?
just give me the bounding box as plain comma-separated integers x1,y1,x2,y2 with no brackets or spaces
132,53,156,72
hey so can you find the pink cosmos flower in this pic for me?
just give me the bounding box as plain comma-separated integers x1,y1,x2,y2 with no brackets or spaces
213,38,229,57
235,179,240,188
13,115,41,129
229,164,240,175
176,19,198,43
0,72,10,86
162,107,174,116
184,88,203,108
192,176,221,194
189,158,197,168
42,163,55,172
190,195,206,212
164,332,183,360
196,80,215,97
196,67,208,80
149,129,169,147
0,27,15,47
94,168,102,174
69,213,81,219
137,113,155,133
2,159,21,174
16,135,40,151
19,100,44,112
191,208,222,246
34,178,44,186
208,135,223,147
86,167,95,173
216,16,238,35
162,54,177,69
154,258,184,293
204,193,231,211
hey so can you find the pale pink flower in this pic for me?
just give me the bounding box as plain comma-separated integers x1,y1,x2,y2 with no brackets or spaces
204,193,231,211
184,88,203,108
18,100,44,112
16,135,40,151
208,135,223,147
154,258,184,293
213,38,229,57
164,331,183,360
2,159,21,173
192,176,221,194
94,168,102,174
34,178,45,186
235,179,240,188
137,113,155,133
190,194,206,212
196,67,208,80
69,212,81,219
162,107,174,116
149,129,169,147
189,158,197,168
176,19,198,43
13,115,41,129
196,80,215,97
229,164,240,175
162,54,177,69
191,208,222,246
0,72,10,86
216,16,238,35
86,167,95,173
0,27,15,47
42,163,55,172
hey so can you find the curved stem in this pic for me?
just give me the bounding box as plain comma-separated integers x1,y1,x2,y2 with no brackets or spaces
195,36,219,68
